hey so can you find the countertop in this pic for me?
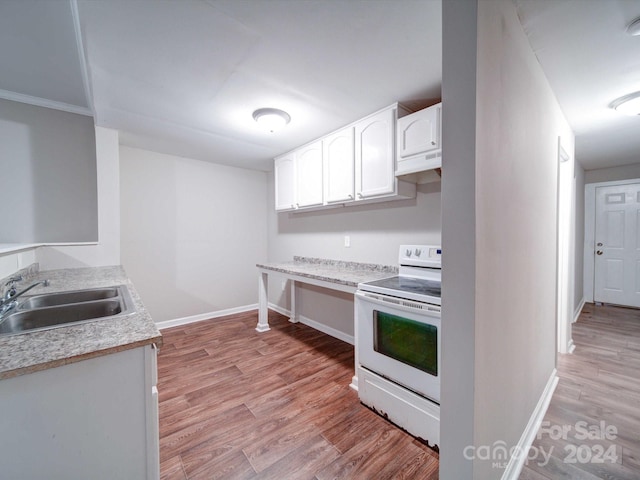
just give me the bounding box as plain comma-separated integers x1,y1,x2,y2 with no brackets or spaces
0,266,162,380
256,256,398,288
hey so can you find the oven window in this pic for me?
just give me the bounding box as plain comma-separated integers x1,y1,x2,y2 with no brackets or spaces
373,311,438,376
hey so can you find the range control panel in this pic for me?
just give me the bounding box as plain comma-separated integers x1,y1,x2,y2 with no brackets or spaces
398,244,442,268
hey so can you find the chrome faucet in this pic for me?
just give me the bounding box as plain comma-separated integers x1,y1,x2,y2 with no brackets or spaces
0,279,50,317
2,275,23,301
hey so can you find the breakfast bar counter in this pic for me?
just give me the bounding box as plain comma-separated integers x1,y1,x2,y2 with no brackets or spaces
255,256,396,332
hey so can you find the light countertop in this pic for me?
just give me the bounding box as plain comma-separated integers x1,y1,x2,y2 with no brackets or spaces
0,265,162,380
256,256,398,288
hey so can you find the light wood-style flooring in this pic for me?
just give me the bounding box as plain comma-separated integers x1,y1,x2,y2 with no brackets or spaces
520,302,640,479
157,310,439,480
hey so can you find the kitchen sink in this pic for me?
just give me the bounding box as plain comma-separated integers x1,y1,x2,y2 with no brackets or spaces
18,287,120,310
0,285,135,336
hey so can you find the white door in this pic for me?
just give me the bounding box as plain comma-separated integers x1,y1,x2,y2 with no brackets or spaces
324,127,354,204
594,183,640,307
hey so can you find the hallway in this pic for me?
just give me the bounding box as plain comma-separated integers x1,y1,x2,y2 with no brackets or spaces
521,303,640,479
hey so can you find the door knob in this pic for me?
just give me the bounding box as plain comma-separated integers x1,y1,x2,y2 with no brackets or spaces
596,250,603,255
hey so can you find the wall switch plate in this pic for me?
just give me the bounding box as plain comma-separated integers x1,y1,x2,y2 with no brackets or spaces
344,235,351,247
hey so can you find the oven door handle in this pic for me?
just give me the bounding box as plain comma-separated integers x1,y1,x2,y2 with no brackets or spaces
355,290,441,316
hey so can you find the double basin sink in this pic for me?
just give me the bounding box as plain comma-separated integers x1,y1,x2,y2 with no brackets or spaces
0,285,135,336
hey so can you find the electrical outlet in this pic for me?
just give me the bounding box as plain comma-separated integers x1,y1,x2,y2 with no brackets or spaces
344,235,351,247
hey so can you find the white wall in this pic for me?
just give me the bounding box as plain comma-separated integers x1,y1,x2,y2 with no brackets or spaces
441,0,574,477
0,98,97,243
119,146,268,324
439,0,478,477
266,172,442,338
37,126,121,269
585,162,640,184
0,249,37,281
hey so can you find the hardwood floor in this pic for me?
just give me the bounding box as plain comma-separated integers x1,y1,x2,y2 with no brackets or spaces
158,302,640,479
157,310,439,480
520,303,640,479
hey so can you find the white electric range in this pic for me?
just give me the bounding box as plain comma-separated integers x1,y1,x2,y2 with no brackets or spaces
355,245,441,449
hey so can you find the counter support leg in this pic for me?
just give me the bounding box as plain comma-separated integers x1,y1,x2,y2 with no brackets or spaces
256,272,270,332
289,280,298,323
350,300,359,391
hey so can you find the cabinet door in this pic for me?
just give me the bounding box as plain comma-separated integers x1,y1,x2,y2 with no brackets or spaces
274,154,296,211
324,127,354,204
295,141,323,208
397,103,441,159
355,107,396,199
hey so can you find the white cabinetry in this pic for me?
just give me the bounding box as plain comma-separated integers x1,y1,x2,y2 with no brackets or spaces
355,107,397,200
396,102,442,179
295,140,323,208
324,127,355,204
274,103,415,212
274,153,296,211
0,345,159,480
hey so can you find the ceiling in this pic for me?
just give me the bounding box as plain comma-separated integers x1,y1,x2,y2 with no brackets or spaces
515,0,640,170
0,0,442,172
0,0,638,172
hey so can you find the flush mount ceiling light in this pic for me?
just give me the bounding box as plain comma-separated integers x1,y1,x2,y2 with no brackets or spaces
611,92,640,116
627,16,640,36
252,108,291,133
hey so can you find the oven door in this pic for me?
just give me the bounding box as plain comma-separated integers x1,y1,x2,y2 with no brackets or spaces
355,290,441,403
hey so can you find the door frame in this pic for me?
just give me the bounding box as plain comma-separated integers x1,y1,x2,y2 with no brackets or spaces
584,177,640,303
556,140,573,355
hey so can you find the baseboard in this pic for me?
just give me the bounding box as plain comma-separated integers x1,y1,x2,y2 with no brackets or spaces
268,303,289,317
267,303,354,345
573,298,585,323
156,303,258,330
568,339,576,354
501,369,559,480
298,314,354,345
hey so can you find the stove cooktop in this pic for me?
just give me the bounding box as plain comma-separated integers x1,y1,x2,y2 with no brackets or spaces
358,275,441,305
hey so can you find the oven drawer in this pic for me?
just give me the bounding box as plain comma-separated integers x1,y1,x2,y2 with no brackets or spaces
358,366,440,448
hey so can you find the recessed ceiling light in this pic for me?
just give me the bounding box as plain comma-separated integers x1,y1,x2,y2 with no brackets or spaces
252,108,291,133
627,16,640,36
611,92,640,116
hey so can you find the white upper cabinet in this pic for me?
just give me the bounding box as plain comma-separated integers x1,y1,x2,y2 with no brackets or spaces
295,141,323,208
397,103,441,158
274,153,296,211
355,107,396,199
274,103,415,212
324,127,354,204
396,102,442,176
